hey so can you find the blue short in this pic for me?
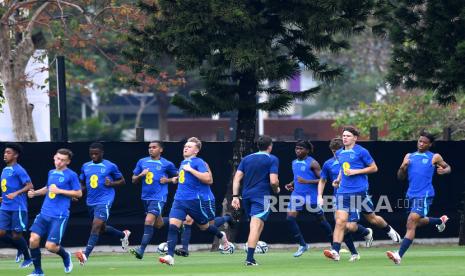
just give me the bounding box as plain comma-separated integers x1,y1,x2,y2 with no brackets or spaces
408,197,433,218
88,203,112,222
202,200,216,221
242,197,270,222
143,200,165,216
30,213,68,245
287,194,323,215
169,199,212,225
335,192,374,222
0,210,28,232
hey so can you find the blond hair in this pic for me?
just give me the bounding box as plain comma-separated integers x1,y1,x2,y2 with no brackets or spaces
187,137,202,150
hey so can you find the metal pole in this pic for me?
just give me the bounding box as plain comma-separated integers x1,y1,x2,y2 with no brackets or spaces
56,56,68,142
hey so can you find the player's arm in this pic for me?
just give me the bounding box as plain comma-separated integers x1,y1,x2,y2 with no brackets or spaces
332,170,342,188
317,178,326,206
231,169,244,210
285,180,294,191
270,173,280,194
6,181,33,200
397,153,410,180
433,154,451,175
200,162,214,185
297,160,321,184
347,162,378,176
28,186,48,198
183,163,212,184
105,176,125,187
49,185,83,198
132,168,149,184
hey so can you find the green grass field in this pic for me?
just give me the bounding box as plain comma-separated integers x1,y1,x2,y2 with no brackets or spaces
1,246,464,276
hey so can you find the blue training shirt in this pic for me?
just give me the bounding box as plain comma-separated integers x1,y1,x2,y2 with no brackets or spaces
174,157,209,200
238,152,279,199
407,151,436,198
292,156,318,202
320,157,341,194
80,159,123,206
1,164,31,212
133,157,177,201
336,144,374,194
40,168,80,218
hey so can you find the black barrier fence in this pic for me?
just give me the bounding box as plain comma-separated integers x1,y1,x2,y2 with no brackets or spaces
0,141,464,248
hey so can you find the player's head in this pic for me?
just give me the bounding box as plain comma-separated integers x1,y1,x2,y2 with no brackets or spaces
184,137,201,158
149,140,164,158
418,130,435,152
54,148,73,169
3,142,23,164
329,137,343,154
89,142,104,162
256,135,273,152
342,126,359,147
295,140,313,159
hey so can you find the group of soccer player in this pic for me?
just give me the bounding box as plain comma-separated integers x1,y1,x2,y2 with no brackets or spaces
0,126,452,274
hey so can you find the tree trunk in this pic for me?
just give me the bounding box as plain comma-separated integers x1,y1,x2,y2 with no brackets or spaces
2,70,37,141
220,73,258,245
157,93,169,141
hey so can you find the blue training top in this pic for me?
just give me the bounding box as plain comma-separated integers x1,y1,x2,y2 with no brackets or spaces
1,164,31,212
335,144,374,194
174,157,209,201
133,157,178,202
292,156,318,202
41,168,80,218
320,157,341,195
238,152,279,199
407,151,436,198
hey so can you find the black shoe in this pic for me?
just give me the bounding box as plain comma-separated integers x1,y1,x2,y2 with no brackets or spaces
129,248,143,259
245,259,258,266
174,248,189,257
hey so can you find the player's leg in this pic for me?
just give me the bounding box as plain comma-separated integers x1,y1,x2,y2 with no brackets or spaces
195,200,230,251
175,215,193,257
324,210,348,261
46,217,73,273
310,204,333,245
99,203,130,250
346,221,373,247
286,194,307,256
76,205,105,264
417,198,448,232
11,231,32,268
130,200,165,259
28,214,48,275
159,200,185,265
244,197,269,265
362,194,401,243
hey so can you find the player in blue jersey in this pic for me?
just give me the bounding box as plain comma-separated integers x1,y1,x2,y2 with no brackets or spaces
284,140,333,257
129,141,178,259
323,127,400,261
387,131,451,265
75,142,130,265
27,148,82,276
0,143,33,268
159,137,232,266
174,162,233,257
318,138,368,262
232,135,280,266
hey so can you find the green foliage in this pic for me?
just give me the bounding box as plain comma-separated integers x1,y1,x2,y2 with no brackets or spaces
69,116,129,141
378,1,465,103
126,0,377,136
334,90,465,140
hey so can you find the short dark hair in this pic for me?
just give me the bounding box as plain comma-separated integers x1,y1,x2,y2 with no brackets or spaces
89,142,104,151
296,140,314,153
57,148,73,160
5,142,23,156
256,135,273,151
343,126,360,137
419,130,436,143
150,140,164,148
329,137,343,151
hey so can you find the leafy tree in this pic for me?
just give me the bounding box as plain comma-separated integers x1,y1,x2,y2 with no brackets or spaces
377,1,465,103
334,90,465,140
69,115,129,142
126,0,377,237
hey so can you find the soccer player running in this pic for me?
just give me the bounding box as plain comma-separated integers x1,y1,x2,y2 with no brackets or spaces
129,141,178,259
27,149,82,276
232,135,280,266
284,140,332,257
159,137,232,266
319,137,367,262
386,131,451,265
0,143,33,268
75,142,130,265
323,127,399,261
